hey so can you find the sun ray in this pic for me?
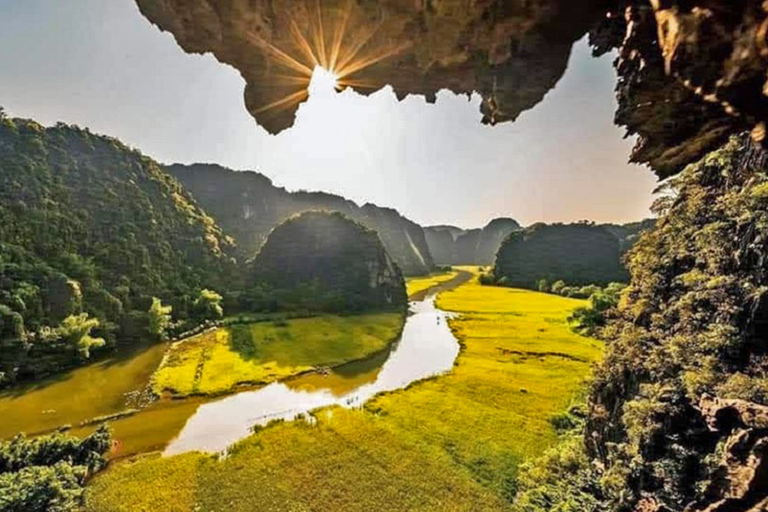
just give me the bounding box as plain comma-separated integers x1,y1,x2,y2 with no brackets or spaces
270,73,314,86
254,89,309,114
334,22,382,74
336,42,411,79
336,78,381,89
246,30,314,77
289,18,320,68
312,0,328,69
329,0,353,72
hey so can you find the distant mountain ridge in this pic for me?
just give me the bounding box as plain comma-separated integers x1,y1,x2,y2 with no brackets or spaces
424,218,521,265
166,163,435,276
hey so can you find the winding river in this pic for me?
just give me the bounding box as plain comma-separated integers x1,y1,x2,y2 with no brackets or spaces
0,273,469,458
164,295,458,455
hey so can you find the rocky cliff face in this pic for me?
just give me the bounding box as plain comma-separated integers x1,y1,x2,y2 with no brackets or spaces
166,163,434,276
248,211,406,313
424,217,520,265
136,1,768,178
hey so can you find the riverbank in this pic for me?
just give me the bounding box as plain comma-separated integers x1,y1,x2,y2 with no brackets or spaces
85,268,603,511
152,312,405,398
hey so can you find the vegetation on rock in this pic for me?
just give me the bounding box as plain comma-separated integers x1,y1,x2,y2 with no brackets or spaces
519,136,768,512
424,218,521,265
246,212,407,314
493,223,627,289
0,118,234,386
166,163,435,276
586,136,768,511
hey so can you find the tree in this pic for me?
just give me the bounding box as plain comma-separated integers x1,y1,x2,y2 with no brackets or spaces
537,279,550,293
551,280,566,295
192,289,224,321
568,283,625,335
57,314,105,359
147,297,172,341
0,425,111,512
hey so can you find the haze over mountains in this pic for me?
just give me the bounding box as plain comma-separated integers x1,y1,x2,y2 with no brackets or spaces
0,113,653,387
167,164,435,276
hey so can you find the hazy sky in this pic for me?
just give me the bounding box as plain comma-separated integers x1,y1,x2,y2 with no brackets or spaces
0,0,657,228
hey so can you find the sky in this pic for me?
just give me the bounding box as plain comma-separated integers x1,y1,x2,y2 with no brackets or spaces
0,0,657,229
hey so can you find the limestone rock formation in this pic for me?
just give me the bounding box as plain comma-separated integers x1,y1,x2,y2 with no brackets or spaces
248,211,407,312
167,163,434,276
136,1,768,178
493,222,626,288
424,217,521,265
135,0,604,134
424,226,459,266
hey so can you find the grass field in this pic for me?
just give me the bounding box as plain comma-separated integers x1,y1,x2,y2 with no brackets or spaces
151,313,405,397
85,270,602,511
406,270,459,297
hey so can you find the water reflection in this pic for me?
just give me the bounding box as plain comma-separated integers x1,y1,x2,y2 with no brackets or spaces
163,297,458,455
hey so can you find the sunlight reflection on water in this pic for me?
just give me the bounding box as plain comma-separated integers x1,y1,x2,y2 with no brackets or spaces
163,297,458,455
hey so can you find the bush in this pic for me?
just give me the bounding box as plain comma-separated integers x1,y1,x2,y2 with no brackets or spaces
0,425,111,512
568,283,625,336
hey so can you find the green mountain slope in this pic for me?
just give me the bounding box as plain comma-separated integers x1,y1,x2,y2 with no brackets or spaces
248,211,406,313
493,222,626,288
0,117,234,384
165,163,435,276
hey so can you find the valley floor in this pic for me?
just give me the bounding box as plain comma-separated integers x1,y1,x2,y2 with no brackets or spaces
84,269,602,511
406,269,460,298
152,313,404,397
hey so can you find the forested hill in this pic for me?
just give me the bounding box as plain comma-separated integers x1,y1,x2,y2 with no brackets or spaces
424,217,521,265
166,163,435,276
0,116,234,384
493,222,627,288
248,211,407,313
598,218,656,253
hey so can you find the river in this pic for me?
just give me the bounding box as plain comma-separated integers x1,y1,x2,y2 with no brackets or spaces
0,273,469,458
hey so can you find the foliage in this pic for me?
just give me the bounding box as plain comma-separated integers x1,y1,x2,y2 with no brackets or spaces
57,313,106,358
152,312,403,396
246,212,407,314
584,136,768,510
511,436,602,512
86,270,602,511
550,280,566,295
0,118,234,386
493,222,627,289
147,298,172,341
191,289,223,322
567,282,626,336
0,425,110,512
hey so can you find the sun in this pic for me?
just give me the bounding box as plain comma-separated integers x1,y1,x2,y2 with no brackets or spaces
308,66,340,96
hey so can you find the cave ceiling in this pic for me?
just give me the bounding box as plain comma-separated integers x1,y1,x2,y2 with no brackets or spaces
136,0,768,178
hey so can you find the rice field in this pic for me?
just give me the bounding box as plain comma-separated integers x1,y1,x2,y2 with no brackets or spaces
152,313,405,397
406,269,459,297
85,269,602,511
